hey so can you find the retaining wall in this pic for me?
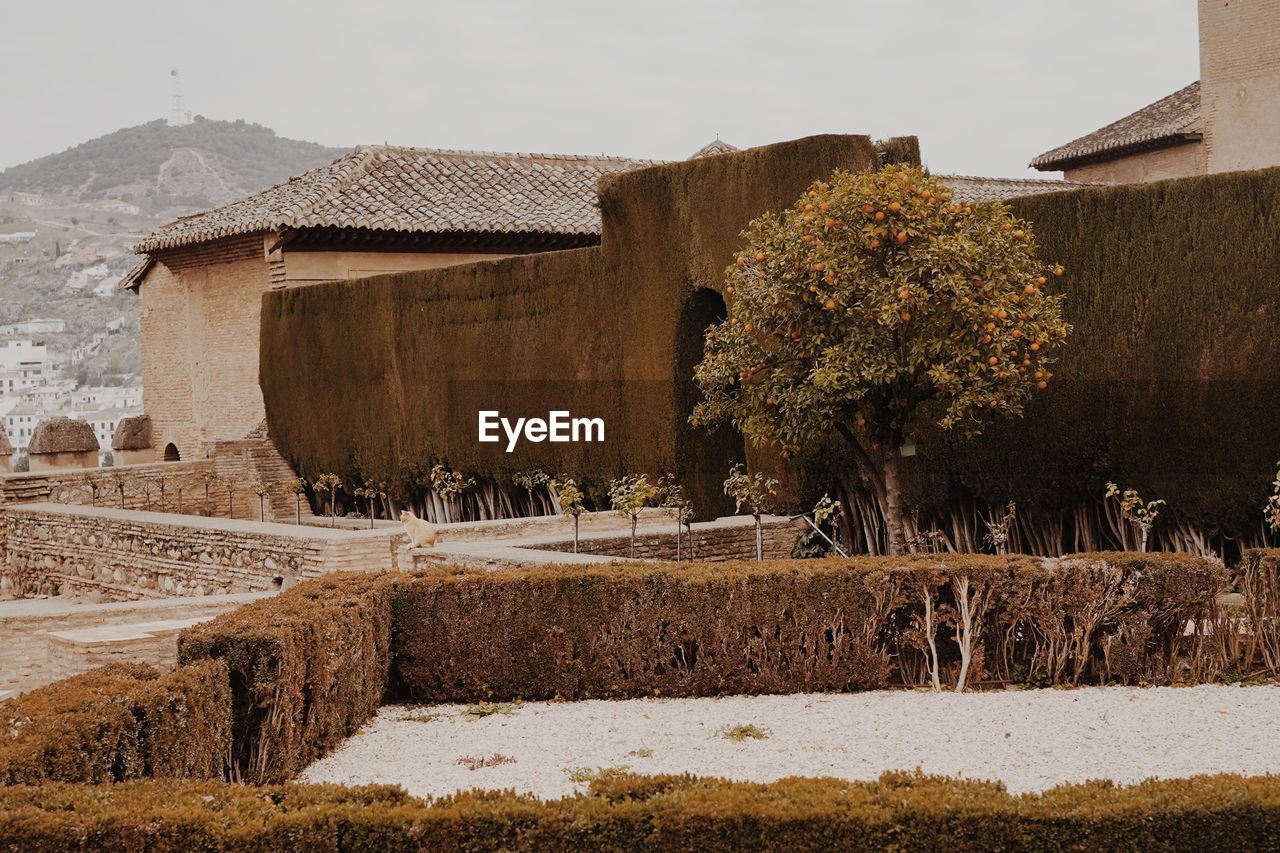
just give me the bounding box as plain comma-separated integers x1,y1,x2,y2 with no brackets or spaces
0,504,402,602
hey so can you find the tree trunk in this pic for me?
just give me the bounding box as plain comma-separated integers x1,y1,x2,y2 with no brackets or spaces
880,442,907,555
573,514,579,554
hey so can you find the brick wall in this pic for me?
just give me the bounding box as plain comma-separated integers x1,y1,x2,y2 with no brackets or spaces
140,236,270,461
1064,140,1205,185
535,516,804,562
1200,0,1280,173
0,503,403,602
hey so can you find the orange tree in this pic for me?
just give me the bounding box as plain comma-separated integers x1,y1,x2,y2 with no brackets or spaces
692,165,1070,554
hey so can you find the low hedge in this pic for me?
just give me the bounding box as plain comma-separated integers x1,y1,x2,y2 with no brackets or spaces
0,661,229,784
178,571,395,784
389,552,1228,702
3,772,1280,850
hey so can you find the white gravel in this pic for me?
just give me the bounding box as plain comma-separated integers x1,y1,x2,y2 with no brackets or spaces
301,685,1280,800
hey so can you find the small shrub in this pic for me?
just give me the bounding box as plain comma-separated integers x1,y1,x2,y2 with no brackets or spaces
720,723,769,742
456,753,516,771
463,702,516,721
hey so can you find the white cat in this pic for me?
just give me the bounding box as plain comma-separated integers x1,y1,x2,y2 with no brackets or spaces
399,509,438,548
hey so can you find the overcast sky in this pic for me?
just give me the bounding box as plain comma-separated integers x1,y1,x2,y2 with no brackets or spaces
0,0,1199,178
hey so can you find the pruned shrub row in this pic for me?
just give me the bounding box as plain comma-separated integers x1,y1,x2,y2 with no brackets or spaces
389,552,1230,702
0,661,229,785
4,772,1280,851
177,571,395,784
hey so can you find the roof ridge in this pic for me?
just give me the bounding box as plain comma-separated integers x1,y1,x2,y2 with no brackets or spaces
279,146,384,229
349,144,664,165
940,173,1100,186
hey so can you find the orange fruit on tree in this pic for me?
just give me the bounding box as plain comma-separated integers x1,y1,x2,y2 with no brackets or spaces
901,311,912,322
1035,276,1047,286
808,284,819,293
726,285,735,295
875,211,885,222
819,202,830,213
896,231,909,244
755,252,766,262
988,356,999,366
735,256,746,268
869,239,881,249
1036,380,1048,390
811,262,825,272
824,299,837,310
1029,342,1040,352
1024,284,1037,296
996,309,1009,319
899,289,911,301
1053,265,1065,277
888,201,901,213
862,204,875,215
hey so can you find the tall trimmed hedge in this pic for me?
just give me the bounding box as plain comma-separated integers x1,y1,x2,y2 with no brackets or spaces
902,168,1280,537
178,572,394,784
260,134,908,517
4,772,1280,850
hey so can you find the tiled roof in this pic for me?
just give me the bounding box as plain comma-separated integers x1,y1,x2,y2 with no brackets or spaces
690,138,740,158
134,146,661,253
939,174,1096,203
1030,81,1202,171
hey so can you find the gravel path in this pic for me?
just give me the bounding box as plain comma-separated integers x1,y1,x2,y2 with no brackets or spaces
301,685,1280,800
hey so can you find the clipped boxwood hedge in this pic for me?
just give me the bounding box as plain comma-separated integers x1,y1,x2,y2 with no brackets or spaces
3,772,1280,851
389,552,1227,702
177,571,395,784
0,661,228,785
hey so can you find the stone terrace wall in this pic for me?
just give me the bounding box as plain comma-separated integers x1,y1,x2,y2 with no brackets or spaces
0,504,403,602
536,516,804,562
0,459,232,517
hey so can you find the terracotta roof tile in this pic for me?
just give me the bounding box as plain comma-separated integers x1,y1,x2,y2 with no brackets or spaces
135,146,660,253
1030,81,1202,171
939,174,1097,203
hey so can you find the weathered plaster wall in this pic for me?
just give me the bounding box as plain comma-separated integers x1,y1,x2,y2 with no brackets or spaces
0,504,402,602
282,249,523,287
1064,141,1205,185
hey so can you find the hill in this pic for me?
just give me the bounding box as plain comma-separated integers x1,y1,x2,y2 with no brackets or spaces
0,117,348,213
0,118,350,387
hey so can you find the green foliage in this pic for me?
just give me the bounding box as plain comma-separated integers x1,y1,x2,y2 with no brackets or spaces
609,474,660,519
259,135,894,519
430,464,475,500
1265,465,1280,532
693,166,1069,457
553,476,586,517
901,168,1280,537
723,463,779,518
6,772,1280,850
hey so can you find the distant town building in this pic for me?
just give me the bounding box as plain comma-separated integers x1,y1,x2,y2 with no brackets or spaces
1031,0,1280,183
90,199,142,216
0,318,66,336
0,232,36,245
3,192,45,206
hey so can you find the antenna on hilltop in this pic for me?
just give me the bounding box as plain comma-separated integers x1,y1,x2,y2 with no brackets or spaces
168,68,192,126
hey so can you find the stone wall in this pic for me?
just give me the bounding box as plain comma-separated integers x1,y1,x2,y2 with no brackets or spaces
0,593,263,696
0,503,403,602
535,515,804,562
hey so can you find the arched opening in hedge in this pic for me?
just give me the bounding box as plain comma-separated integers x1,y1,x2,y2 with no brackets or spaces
675,287,744,519
163,443,181,462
